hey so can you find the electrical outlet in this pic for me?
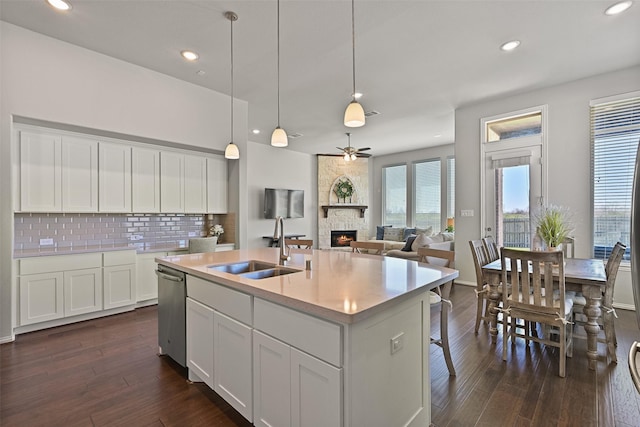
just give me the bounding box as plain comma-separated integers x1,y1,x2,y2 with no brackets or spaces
39,238,54,246
390,332,404,354
131,234,143,241
188,231,197,237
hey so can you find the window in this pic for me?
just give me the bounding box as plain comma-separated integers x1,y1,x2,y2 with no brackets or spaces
592,93,640,261
413,160,441,230
383,164,406,227
485,111,542,142
447,157,455,220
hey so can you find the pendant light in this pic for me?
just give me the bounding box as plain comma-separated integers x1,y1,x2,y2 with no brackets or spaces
224,11,240,160
271,0,288,147
344,0,365,128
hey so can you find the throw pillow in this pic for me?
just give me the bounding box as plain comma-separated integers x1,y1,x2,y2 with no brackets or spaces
383,227,405,242
401,235,417,251
376,225,391,240
412,233,435,251
415,226,433,236
403,228,416,241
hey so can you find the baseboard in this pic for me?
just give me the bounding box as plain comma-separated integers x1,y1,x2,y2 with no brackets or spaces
614,302,635,311
14,305,135,335
0,334,15,344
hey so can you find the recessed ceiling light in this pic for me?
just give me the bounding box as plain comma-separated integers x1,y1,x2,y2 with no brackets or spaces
353,92,363,99
500,40,521,52
196,70,206,76
46,0,72,11
434,134,442,138
252,129,260,134
605,1,633,15
180,50,199,61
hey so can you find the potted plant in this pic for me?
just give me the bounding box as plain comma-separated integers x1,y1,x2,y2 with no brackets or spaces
209,224,224,243
533,205,574,251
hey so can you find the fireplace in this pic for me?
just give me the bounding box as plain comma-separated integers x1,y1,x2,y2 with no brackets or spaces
331,230,357,248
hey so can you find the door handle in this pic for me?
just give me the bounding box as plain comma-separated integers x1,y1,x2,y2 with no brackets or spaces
155,271,184,282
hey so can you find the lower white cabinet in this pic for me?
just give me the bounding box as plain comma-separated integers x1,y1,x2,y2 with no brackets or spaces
186,297,214,388
63,267,103,317
103,251,137,309
136,250,187,302
19,272,64,325
213,311,253,421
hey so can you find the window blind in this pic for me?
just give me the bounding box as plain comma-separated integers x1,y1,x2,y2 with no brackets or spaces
383,165,407,227
592,95,640,260
414,160,441,230
447,157,455,219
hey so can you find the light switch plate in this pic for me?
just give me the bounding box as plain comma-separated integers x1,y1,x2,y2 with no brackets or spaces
461,209,474,217
390,332,405,354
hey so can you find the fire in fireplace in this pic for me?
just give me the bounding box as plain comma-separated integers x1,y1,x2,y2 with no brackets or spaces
331,230,357,247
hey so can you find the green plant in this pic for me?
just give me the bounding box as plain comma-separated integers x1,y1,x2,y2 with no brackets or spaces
534,205,573,249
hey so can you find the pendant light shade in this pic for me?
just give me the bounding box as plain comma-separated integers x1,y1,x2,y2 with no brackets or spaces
271,0,288,147
344,0,365,128
224,11,240,160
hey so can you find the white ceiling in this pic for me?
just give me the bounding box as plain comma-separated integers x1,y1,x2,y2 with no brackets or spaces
1,0,639,157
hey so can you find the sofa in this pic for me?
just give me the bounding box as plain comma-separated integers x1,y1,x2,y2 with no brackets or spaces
368,226,455,261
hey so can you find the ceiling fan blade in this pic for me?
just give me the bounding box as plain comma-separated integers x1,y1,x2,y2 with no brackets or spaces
358,152,372,158
357,147,371,152
336,147,346,151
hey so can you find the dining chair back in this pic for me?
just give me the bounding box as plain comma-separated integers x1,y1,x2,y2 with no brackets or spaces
469,239,491,333
350,240,385,255
482,236,500,262
500,248,573,377
284,238,313,249
418,247,456,376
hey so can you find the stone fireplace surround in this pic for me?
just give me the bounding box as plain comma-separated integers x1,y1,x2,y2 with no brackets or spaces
317,156,369,249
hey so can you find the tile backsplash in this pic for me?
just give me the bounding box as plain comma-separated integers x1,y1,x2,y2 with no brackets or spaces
14,213,234,252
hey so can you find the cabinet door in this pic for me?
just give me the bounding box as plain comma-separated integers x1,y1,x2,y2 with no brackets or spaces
19,272,64,325
207,156,228,213
291,348,342,427
99,142,132,212
20,131,62,212
132,147,160,213
214,311,253,422
61,136,98,212
64,267,103,317
160,151,184,213
253,331,291,427
186,298,214,388
184,154,207,213
103,264,136,309
135,252,162,302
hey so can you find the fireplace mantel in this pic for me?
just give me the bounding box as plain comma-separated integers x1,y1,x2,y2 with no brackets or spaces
321,205,368,218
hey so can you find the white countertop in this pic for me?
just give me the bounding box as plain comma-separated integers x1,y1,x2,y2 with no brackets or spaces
156,248,458,324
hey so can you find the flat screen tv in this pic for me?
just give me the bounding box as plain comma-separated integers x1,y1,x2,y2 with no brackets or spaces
264,188,304,219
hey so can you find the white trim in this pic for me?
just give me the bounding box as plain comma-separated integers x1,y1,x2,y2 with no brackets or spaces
590,90,640,107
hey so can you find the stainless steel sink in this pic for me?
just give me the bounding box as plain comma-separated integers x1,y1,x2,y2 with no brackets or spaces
239,267,300,280
208,260,276,274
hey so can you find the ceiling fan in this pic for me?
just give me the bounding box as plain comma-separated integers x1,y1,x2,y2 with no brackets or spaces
337,132,371,161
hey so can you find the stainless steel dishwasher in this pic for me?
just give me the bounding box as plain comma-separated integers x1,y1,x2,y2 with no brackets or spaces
156,265,186,367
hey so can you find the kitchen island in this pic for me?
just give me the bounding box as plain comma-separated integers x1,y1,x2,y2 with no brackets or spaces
156,247,458,427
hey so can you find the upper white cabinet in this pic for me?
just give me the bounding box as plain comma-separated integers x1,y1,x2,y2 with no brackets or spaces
207,156,228,213
184,154,207,213
160,151,185,213
132,147,161,213
19,131,99,213
99,142,132,212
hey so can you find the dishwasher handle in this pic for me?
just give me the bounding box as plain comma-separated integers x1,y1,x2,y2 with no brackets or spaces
155,270,184,282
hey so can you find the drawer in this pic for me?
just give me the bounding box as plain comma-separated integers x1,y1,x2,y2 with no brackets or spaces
187,275,252,325
103,250,137,266
254,298,342,367
19,253,102,275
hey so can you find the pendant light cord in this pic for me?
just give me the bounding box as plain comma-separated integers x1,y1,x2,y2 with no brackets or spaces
351,0,356,100
277,0,281,127
230,13,235,143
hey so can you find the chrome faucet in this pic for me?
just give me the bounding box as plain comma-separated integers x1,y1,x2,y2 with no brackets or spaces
274,216,290,265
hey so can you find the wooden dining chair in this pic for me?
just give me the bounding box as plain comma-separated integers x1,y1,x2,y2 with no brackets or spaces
500,248,573,378
350,240,385,255
284,238,313,249
469,239,491,333
418,247,456,376
482,236,500,262
571,241,626,363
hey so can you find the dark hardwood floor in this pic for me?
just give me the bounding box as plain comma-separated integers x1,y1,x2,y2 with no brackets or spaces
2,285,640,426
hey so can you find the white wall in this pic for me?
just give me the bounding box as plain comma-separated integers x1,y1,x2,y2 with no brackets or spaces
245,141,316,249
455,65,640,309
371,144,455,236
0,23,249,341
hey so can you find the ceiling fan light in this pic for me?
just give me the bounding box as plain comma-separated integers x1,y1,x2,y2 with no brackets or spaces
343,153,350,161
225,142,240,159
271,127,288,147
344,100,365,127
350,153,357,161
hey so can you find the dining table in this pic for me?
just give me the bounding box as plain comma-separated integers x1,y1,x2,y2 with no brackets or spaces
482,257,607,370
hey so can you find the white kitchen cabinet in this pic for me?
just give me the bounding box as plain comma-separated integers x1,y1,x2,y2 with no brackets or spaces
253,330,291,427
213,311,253,421
184,154,207,213
186,297,214,388
19,131,62,212
64,267,103,317
61,136,99,212
207,156,228,213
19,272,64,325
103,250,137,309
132,147,161,213
99,142,132,212
160,151,185,213
291,347,342,427
136,250,187,303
